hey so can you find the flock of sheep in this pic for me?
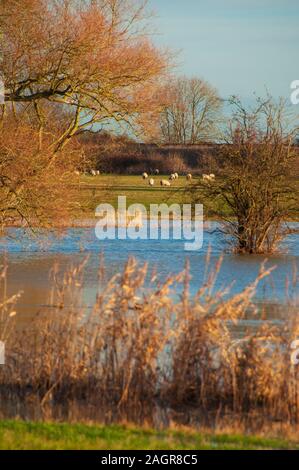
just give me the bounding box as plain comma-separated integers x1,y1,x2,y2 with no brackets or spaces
74,170,100,176
75,169,216,185
90,170,100,176
142,171,215,187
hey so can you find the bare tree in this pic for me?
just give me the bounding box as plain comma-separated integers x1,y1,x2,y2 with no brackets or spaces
159,77,222,144
1,0,170,150
0,0,171,229
191,97,299,254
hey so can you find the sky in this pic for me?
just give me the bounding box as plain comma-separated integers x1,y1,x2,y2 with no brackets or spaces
150,0,299,104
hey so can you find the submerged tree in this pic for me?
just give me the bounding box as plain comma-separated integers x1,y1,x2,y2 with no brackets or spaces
191,97,299,254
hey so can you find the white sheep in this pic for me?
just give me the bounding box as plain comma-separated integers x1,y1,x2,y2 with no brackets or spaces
174,172,179,179
149,178,155,186
154,169,160,175
96,170,100,176
91,170,97,176
186,173,192,181
142,172,149,180
161,179,171,187
203,174,215,182
169,174,176,181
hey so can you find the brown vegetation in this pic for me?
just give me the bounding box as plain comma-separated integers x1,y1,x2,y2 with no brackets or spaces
190,97,299,253
0,0,171,229
0,117,81,231
2,0,170,146
79,131,218,174
79,129,299,177
0,258,298,432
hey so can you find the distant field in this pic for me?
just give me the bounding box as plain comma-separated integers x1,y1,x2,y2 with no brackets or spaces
76,174,228,216
0,421,297,450
79,174,188,206
74,174,298,219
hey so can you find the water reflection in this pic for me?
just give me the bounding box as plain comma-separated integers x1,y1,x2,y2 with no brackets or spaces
0,222,298,319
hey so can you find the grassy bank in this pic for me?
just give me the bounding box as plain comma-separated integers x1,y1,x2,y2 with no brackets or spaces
0,421,298,450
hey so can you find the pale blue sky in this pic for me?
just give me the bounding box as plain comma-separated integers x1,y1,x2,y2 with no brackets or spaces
150,0,299,103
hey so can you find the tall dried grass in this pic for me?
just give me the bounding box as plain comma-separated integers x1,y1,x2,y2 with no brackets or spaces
0,257,298,433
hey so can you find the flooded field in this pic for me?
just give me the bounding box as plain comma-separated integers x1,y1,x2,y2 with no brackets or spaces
0,222,298,322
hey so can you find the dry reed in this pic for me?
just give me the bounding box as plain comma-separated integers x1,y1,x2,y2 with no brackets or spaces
0,257,298,434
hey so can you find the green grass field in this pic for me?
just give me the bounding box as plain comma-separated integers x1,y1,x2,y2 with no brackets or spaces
79,174,188,210
75,174,299,220
76,174,229,216
0,421,297,450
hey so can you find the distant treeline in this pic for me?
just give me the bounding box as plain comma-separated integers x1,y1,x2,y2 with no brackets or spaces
79,131,299,176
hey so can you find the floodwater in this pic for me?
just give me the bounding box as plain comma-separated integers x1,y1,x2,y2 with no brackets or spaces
0,222,298,321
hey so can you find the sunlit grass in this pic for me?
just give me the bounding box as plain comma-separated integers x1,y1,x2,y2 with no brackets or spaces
75,174,298,219
0,421,297,450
